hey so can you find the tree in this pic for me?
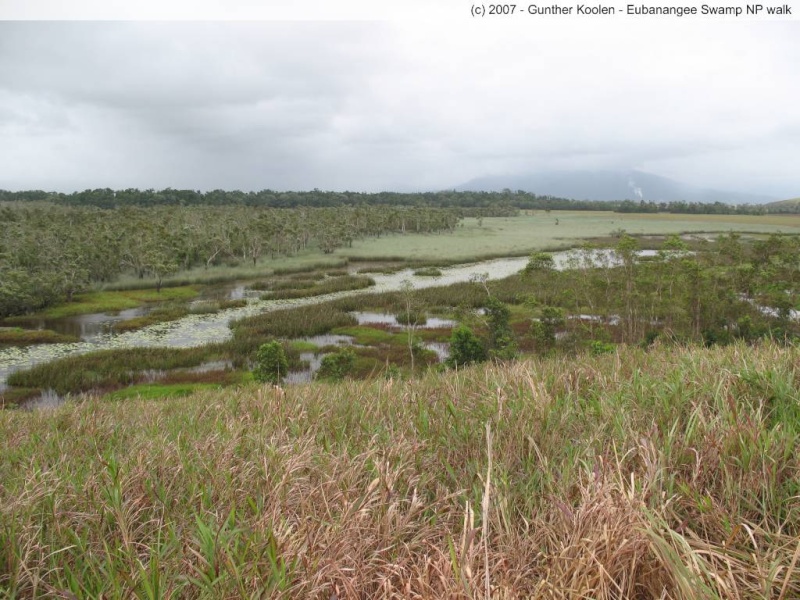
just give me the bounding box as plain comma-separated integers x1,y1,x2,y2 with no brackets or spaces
446,325,486,368
530,306,564,353
253,341,289,384
398,280,427,373
484,297,517,360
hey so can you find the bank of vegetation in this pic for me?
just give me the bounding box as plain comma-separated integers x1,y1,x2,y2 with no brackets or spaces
4,232,799,404
0,203,460,318
1,342,799,597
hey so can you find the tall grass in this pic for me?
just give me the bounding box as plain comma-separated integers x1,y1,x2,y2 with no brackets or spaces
1,342,798,597
5,346,225,394
0,328,79,346
263,275,375,300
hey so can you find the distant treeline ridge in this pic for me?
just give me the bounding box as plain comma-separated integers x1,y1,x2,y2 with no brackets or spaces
0,188,787,214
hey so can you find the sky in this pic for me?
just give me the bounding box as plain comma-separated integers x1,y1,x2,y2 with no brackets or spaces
1,2,799,197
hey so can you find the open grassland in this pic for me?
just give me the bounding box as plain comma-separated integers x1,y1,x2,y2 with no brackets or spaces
338,213,800,261
2,342,799,598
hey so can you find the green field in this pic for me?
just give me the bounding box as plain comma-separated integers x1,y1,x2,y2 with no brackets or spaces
337,212,800,261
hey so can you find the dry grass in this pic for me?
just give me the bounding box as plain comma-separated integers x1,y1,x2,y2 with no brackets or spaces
1,342,799,598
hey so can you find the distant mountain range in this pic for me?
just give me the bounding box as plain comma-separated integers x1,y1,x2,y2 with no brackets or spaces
454,170,779,205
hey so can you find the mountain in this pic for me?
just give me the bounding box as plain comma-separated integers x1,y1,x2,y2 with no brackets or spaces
454,170,778,204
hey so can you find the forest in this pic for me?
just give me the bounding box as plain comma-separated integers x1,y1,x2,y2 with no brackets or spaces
0,203,460,317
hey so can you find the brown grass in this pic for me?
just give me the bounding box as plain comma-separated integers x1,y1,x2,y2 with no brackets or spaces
1,342,799,598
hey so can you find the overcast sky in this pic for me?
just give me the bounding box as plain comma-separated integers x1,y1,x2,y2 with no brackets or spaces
1,18,798,196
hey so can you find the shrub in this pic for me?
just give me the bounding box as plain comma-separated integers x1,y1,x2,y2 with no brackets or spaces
590,340,615,355
316,348,356,381
252,341,289,384
446,325,486,368
524,252,554,274
395,310,428,326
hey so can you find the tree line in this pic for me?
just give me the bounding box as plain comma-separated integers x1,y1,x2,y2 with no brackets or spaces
0,203,460,317
0,187,782,214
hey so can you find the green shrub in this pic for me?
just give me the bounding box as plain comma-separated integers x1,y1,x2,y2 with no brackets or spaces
316,348,356,381
446,325,486,368
589,340,615,355
395,310,428,326
252,341,289,384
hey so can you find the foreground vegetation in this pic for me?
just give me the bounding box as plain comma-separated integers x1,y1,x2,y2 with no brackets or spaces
1,342,799,598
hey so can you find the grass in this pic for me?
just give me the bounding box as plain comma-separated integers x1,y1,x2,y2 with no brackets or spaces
230,304,358,343
5,346,225,395
20,287,200,319
331,325,402,346
112,299,248,334
1,341,799,597
262,275,375,300
0,327,79,346
413,267,443,277
106,254,349,291
112,306,191,333
103,382,224,401
287,340,321,353
335,214,800,261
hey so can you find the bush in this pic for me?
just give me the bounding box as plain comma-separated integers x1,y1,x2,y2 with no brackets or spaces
589,340,615,355
446,325,486,368
395,310,428,326
316,348,356,381
252,341,289,384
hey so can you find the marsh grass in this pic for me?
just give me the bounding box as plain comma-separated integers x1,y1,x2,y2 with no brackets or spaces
113,305,191,333
339,214,800,261
26,287,200,319
5,346,225,395
103,382,225,401
106,255,350,291
1,342,798,597
413,267,443,277
231,304,358,342
0,327,79,346
262,275,374,300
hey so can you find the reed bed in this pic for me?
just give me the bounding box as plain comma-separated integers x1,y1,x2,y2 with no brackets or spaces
263,276,375,300
1,341,799,598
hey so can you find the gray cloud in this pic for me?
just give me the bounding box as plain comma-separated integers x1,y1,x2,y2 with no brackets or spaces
0,20,798,196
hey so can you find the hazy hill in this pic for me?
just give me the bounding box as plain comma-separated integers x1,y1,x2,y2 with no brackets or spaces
765,197,800,211
455,169,778,204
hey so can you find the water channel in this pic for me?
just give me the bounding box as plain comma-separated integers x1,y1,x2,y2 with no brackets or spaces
0,255,537,391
